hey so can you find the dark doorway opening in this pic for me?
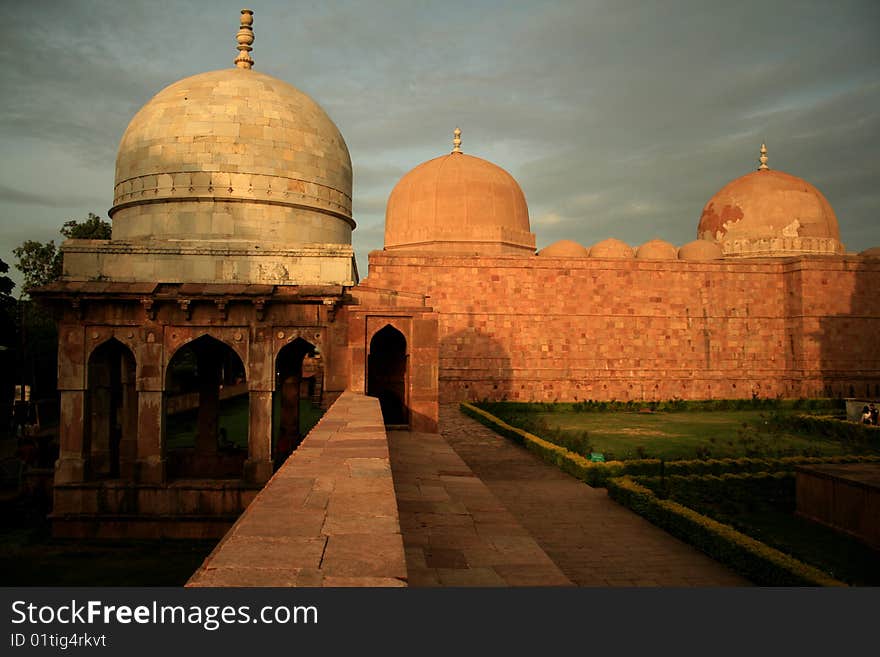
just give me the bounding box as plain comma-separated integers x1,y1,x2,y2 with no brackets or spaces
164,336,248,479
85,339,137,480
368,325,408,426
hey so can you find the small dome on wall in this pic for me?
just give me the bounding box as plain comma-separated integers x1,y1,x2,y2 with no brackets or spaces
589,238,634,258
636,239,677,260
537,239,589,257
678,239,723,261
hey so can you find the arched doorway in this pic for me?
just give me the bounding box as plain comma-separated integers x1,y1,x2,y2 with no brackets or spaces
273,338,321,467
164,335,247,479
85,339,137,479
367,325,408,426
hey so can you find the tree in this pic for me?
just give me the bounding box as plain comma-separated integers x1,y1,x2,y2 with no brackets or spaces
10,214,111,405
13,213,111,292
12,240,61,291
61,212,112,240
0,259,15,418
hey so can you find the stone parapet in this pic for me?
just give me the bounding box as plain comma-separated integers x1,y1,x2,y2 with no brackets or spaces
61,239,356,286
187,391,407,587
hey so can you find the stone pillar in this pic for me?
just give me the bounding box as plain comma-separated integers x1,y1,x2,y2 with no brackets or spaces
135,391,165,484
56,390,87,483
119,355,139,481
244,390,273,484
135,331,165,484
55,325,87,483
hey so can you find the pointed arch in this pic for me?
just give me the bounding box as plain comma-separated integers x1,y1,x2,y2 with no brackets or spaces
164,334,248,479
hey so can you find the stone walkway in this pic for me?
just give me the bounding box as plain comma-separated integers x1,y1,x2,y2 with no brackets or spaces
389,406,748,587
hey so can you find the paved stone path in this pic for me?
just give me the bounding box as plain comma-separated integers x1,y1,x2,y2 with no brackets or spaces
390,406,748,587
389,430,572,586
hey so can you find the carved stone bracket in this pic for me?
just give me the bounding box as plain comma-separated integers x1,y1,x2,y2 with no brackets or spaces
253,298,267,321
323,297,340,322
215,299,229,320
70,297,84,320
177,298,192,320
141,298,156,320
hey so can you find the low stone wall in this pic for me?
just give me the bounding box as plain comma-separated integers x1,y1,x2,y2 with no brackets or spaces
187,391,406,587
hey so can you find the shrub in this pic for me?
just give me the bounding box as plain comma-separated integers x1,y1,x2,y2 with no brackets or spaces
606,476,845,587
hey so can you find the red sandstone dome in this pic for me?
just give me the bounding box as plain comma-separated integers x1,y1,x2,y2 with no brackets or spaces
697,146,843,257
537,239,589,257
636,239,677,260
384,133,536,255
589,238,634,258
678,239,723,261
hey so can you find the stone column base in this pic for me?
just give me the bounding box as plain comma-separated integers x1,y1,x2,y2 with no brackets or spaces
135,456,166,484
54,456,87,484
243,458,273,485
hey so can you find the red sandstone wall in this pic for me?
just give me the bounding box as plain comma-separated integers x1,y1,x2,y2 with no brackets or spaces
364,252,880,403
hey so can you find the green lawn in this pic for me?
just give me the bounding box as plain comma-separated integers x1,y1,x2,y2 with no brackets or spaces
483,404,870,461
547,410,850,460
166,395,324,450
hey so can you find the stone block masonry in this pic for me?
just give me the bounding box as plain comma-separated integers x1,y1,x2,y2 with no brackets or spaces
364,252,880,403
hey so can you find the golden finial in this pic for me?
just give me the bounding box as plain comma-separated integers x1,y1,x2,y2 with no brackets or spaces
234,9,255,69
452,127,462,154
758,143,769,171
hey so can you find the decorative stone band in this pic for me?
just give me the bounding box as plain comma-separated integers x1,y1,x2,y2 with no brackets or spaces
111,170,353,224
61,239,356,257
720,236,845,258
61,240,357,286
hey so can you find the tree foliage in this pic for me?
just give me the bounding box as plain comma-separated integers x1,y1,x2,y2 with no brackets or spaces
13,213,111,292
61,213,112,240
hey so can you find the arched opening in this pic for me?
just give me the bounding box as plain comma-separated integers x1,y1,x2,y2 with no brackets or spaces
273,338,323,467
164,335,247,479
368,325,408,426
85,339,137,480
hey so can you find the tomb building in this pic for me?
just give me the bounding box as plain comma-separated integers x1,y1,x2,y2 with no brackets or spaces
33,10,880,538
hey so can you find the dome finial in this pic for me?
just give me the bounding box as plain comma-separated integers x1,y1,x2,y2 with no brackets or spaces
452,127,462,154
758,143,769,171
234,9,255,69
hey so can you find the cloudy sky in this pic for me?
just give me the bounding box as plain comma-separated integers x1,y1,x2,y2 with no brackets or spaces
1,0,878,291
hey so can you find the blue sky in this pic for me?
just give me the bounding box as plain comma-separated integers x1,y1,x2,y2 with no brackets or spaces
1,0,878,290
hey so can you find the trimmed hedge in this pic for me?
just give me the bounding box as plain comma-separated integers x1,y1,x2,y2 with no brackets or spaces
461,402,880,487
478,398,844,415
770,413,880,449
606,476,846,587
638,471,796,513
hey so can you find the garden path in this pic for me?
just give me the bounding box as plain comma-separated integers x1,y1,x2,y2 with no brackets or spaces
388,405,748,587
